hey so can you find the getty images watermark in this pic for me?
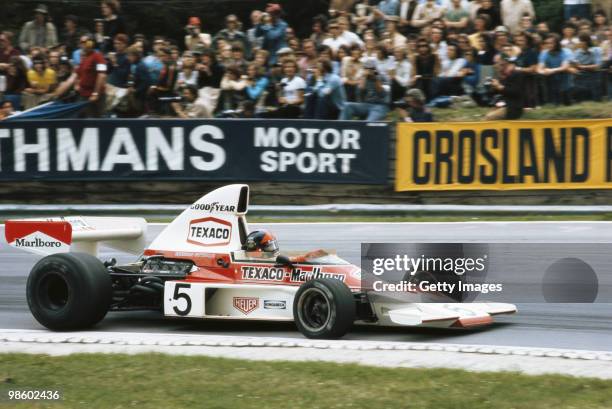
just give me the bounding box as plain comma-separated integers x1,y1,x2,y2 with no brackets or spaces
361,243,610,303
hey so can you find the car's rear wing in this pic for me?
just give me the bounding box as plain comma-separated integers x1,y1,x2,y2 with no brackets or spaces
4,216,147,257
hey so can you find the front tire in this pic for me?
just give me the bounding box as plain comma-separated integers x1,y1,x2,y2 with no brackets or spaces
26,252,112,330
293,278,355,339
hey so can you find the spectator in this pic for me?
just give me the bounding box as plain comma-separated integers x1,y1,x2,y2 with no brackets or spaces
0,57,28,109
214,15,251,58
374,0,400,31
395,87,434,122
51,55,77,101
247,10,264,50
412,0,445,28
171,84,211,118
338,16,364,48
430,26,448,61
390,47,413,101
387,20,407,49
255,3,288,65
374,45,396,82
148,47,178,114
218,65,247,112
298,39,318,78
500,0,535,34
23,57,56,109
571,33,603,101
185,17,212,51
323,21,349,54
105,34,130,111
398,0,419,35
101,0,127,51
75,34,108,117
476,0,501,30
538,34,573,105
60,15,82,55
493,26,519,55
593,10,609,43
304,59,346,119
561,23,580,50
434,43,467,97
485,53,524,119
143,37,166,84
413,37,440,100
340,59,390,121
19,4,58,51
514,31,539,107
0,100,16,120
229,44,249,73
93,19,108,52
107,34,130,88
244,62,269,106
564,0,592,21
0,32,20,66
266,59,306,118
444,0,470,31
176,51,199,89
469,15,491,50
121,46,149,116
310,15,328,47
341,44,364,101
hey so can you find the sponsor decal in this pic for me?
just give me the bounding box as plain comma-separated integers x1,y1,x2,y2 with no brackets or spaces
241,266,286,281
233,297,259,315
290,267,346,283
187,217,232,247
15,237,61,248
190,202,236,213
263,300,287,310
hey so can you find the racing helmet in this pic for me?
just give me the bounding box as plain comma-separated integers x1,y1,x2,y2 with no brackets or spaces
245,229,279,253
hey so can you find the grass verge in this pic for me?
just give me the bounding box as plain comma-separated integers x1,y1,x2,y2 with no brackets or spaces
1,353,611,409
431,100,612,122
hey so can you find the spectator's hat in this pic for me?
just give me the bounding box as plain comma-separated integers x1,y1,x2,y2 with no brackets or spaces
188,16,201,27
265,3,282,15
405,88,425,103
494,25,509,34
34,4,49,14
276,47,293,55
363,58,377,70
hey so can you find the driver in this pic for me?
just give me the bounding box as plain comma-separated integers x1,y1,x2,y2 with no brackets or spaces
244,230,280,254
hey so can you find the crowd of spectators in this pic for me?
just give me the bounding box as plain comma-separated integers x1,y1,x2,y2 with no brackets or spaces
0,0,611,122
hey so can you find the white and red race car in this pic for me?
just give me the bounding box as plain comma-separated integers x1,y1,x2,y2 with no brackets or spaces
4,184,516,338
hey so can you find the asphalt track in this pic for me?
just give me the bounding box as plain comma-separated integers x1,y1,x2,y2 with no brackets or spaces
1,222,611,352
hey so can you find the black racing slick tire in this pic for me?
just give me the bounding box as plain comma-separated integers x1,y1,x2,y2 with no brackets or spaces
293,278,355,339
26,252,112,330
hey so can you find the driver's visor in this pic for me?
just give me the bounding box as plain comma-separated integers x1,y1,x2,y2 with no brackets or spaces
263,239,279,253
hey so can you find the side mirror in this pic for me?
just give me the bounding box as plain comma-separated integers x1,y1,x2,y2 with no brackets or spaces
275,254,293,268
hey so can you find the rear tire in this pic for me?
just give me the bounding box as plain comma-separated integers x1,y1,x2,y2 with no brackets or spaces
293,278,355,339
26,252,112,330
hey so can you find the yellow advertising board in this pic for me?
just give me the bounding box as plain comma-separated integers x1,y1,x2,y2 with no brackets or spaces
395,119,612,191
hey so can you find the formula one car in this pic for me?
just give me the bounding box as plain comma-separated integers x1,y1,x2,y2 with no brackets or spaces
5,185,516,339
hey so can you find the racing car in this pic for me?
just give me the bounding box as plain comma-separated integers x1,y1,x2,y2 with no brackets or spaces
4,184,516,339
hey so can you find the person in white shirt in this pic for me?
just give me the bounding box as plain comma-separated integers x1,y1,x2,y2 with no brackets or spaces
500,0,535,35
390,47,413,101
412,0,445,28
337,16,364,48
322,22,350,55
267,59,306,118
386,19,407,49
435,43,467,96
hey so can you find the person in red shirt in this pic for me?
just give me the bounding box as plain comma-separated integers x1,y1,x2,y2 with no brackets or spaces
75,34,107,117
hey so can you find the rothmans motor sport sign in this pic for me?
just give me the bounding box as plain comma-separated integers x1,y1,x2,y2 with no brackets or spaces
0,119,388,184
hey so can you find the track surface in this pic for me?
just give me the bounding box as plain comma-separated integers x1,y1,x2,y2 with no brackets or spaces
1,222,611,351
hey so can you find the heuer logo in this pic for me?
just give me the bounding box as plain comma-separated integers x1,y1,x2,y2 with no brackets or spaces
233,297,259,315
187,217,232,247
15,237,62,248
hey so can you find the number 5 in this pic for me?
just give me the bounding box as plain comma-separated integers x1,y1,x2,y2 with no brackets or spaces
172,283,192,316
